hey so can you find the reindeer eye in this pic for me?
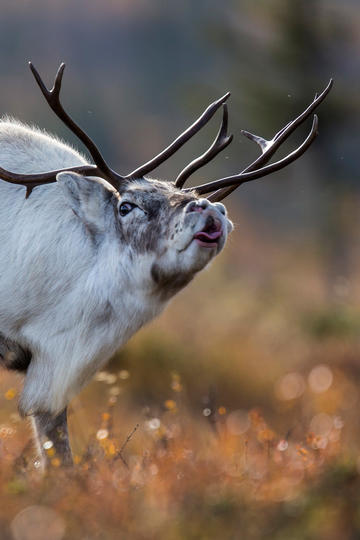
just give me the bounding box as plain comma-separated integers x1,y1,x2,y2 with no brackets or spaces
119,202,137,217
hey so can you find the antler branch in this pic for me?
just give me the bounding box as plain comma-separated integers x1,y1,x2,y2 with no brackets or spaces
203,79,333,202
175,104,233,189
0,164,101,199
29,62,125,190
186,114,319,196
126,92,231,179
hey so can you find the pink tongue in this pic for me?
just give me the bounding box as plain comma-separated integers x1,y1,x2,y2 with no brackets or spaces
194,230,222,241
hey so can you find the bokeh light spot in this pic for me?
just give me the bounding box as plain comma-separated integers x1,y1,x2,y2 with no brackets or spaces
11,505,65,540
5,388,17,400
147,418,161,430
308,364,333,393
164,399,176,411
309,413,333,437
96,429,109,440
275,373,305,401
42,440,53,450
277,440,288,451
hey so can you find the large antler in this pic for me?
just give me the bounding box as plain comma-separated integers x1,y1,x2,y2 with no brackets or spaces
0,62,332,200
183,79,333,201
0,62,230,197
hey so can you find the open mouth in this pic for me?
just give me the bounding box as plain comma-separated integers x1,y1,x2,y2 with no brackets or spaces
194,218,223,248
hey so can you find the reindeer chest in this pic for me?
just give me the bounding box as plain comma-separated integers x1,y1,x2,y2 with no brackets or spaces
74,260,164,352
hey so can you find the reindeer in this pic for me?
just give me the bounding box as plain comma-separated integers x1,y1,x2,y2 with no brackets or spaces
0,63,332,468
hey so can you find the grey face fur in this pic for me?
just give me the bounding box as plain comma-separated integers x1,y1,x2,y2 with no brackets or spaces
113,178,232,299
0,119,232,468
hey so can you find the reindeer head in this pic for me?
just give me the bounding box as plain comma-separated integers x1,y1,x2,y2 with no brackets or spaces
55,171,232,302
0,64,332,299
114,179,233,298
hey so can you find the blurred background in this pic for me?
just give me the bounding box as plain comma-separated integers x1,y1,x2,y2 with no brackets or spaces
1,1,360,539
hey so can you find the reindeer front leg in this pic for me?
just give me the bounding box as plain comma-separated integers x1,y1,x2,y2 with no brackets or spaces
32,408,72,469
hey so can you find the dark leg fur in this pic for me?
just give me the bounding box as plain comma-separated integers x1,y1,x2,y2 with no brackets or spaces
0,333,32,372
0,335,71,469
32,408,73,469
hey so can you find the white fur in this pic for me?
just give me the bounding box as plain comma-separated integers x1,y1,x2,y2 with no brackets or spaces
0,119,231,415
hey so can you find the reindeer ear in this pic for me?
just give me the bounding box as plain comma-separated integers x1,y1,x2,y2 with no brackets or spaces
56,172,112,233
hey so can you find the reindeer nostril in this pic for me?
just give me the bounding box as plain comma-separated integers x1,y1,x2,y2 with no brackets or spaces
186,200,206,213
186,201,198,213
186,199,211,213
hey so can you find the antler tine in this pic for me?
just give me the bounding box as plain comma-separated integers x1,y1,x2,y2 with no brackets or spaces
0,164,101,199
188,114,319,197
29,62,125,190
126,92,231,180
241,129,270,152
174,104,233,189
206,78,333,201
